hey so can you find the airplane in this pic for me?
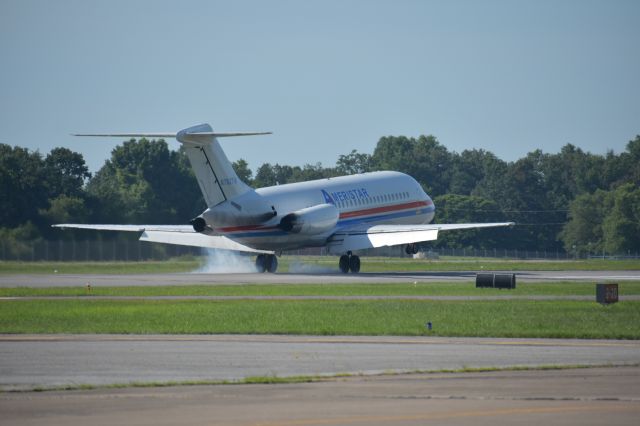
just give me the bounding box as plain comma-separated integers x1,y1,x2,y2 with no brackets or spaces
54,123,514,273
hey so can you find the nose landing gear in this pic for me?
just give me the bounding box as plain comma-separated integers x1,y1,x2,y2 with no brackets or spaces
255,254,278,273
339,252,360,274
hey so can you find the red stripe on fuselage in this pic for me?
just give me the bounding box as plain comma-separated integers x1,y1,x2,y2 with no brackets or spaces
339,200,431,219
216,224,278,232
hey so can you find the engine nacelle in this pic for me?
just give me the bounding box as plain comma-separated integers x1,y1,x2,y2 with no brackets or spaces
278,203,339,235
190,217,207,233
200,192,276,229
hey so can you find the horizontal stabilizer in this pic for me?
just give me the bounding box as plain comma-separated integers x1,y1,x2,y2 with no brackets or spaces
52,224,194,232
73,132,271,138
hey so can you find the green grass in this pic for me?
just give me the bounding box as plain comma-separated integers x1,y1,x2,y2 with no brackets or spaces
1,299,639,339
1,256,638,275
0,260,200,274
2,281,640,297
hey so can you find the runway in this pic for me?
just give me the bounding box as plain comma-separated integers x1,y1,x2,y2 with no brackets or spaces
1,334,639,391
1,269,639,287
2,367,639,426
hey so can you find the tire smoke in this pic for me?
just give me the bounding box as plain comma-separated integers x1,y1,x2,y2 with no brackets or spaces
195,248,258,273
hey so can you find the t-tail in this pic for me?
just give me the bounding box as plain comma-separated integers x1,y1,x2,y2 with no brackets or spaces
74,123,271,208
178,123,252,207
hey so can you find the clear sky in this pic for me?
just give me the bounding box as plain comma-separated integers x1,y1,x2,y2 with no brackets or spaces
1,0,638,174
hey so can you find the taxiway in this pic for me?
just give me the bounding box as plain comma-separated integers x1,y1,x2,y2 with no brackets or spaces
1,269,639,287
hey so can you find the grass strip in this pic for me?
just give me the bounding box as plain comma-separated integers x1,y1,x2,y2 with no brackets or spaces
2,281,640,297
11,363,636,393
0,260,200,275
1,299,639,339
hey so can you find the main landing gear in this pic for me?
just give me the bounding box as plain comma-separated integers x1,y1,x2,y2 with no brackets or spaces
405,243,419,255
339,252,360,274
255,254,278,273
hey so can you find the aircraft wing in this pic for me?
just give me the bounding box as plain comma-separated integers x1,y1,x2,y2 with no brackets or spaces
326,222,515,254
52,224,273,254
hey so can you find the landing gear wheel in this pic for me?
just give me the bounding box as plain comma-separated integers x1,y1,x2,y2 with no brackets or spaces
349,255,360,273
339,255,350,274
255,254,266,273
266,254,278,273
405,244,419,255
257,254,278,273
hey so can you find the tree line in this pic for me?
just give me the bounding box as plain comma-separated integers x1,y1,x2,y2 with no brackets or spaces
1,134,639,255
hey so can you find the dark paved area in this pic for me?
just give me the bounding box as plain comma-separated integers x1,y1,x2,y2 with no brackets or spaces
1,270,639,287
1,367,638,425
1,334,638,391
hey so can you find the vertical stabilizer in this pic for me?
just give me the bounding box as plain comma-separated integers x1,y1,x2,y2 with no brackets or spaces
177,123,252,207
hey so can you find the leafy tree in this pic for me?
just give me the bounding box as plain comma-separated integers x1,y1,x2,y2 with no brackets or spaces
602,183,640,253
432,194,506,249
0,145,49,228
253,163,278,188
560,190,612,254
371,135,452,196
39,195,89,225
44,147,91,198
608,135,640,188
560,183,640,255
291,163,336,182
87,139,203,224
232,159,253,186
448,149,502,195
336,150,372,175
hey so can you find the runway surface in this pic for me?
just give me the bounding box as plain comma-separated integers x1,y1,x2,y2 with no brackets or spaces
1,269,639,287
2,367,639,426
1,334,639,391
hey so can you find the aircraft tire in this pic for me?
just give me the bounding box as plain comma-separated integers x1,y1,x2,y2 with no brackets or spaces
405,244,419,255
255,254,266,273
349,255,361,273
339,255,350,273
266,254,278,273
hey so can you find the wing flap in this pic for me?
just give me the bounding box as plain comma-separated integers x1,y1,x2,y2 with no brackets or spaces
328,222,514,254
140,231,272,254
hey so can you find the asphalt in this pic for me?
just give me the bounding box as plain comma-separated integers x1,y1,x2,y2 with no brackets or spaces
1,363,639,425
1,269,639,287
1,334,639,392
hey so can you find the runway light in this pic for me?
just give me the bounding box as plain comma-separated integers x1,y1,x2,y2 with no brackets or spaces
425,322,432,331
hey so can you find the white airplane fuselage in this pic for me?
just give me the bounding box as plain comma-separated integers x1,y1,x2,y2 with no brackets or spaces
204,171,435,251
